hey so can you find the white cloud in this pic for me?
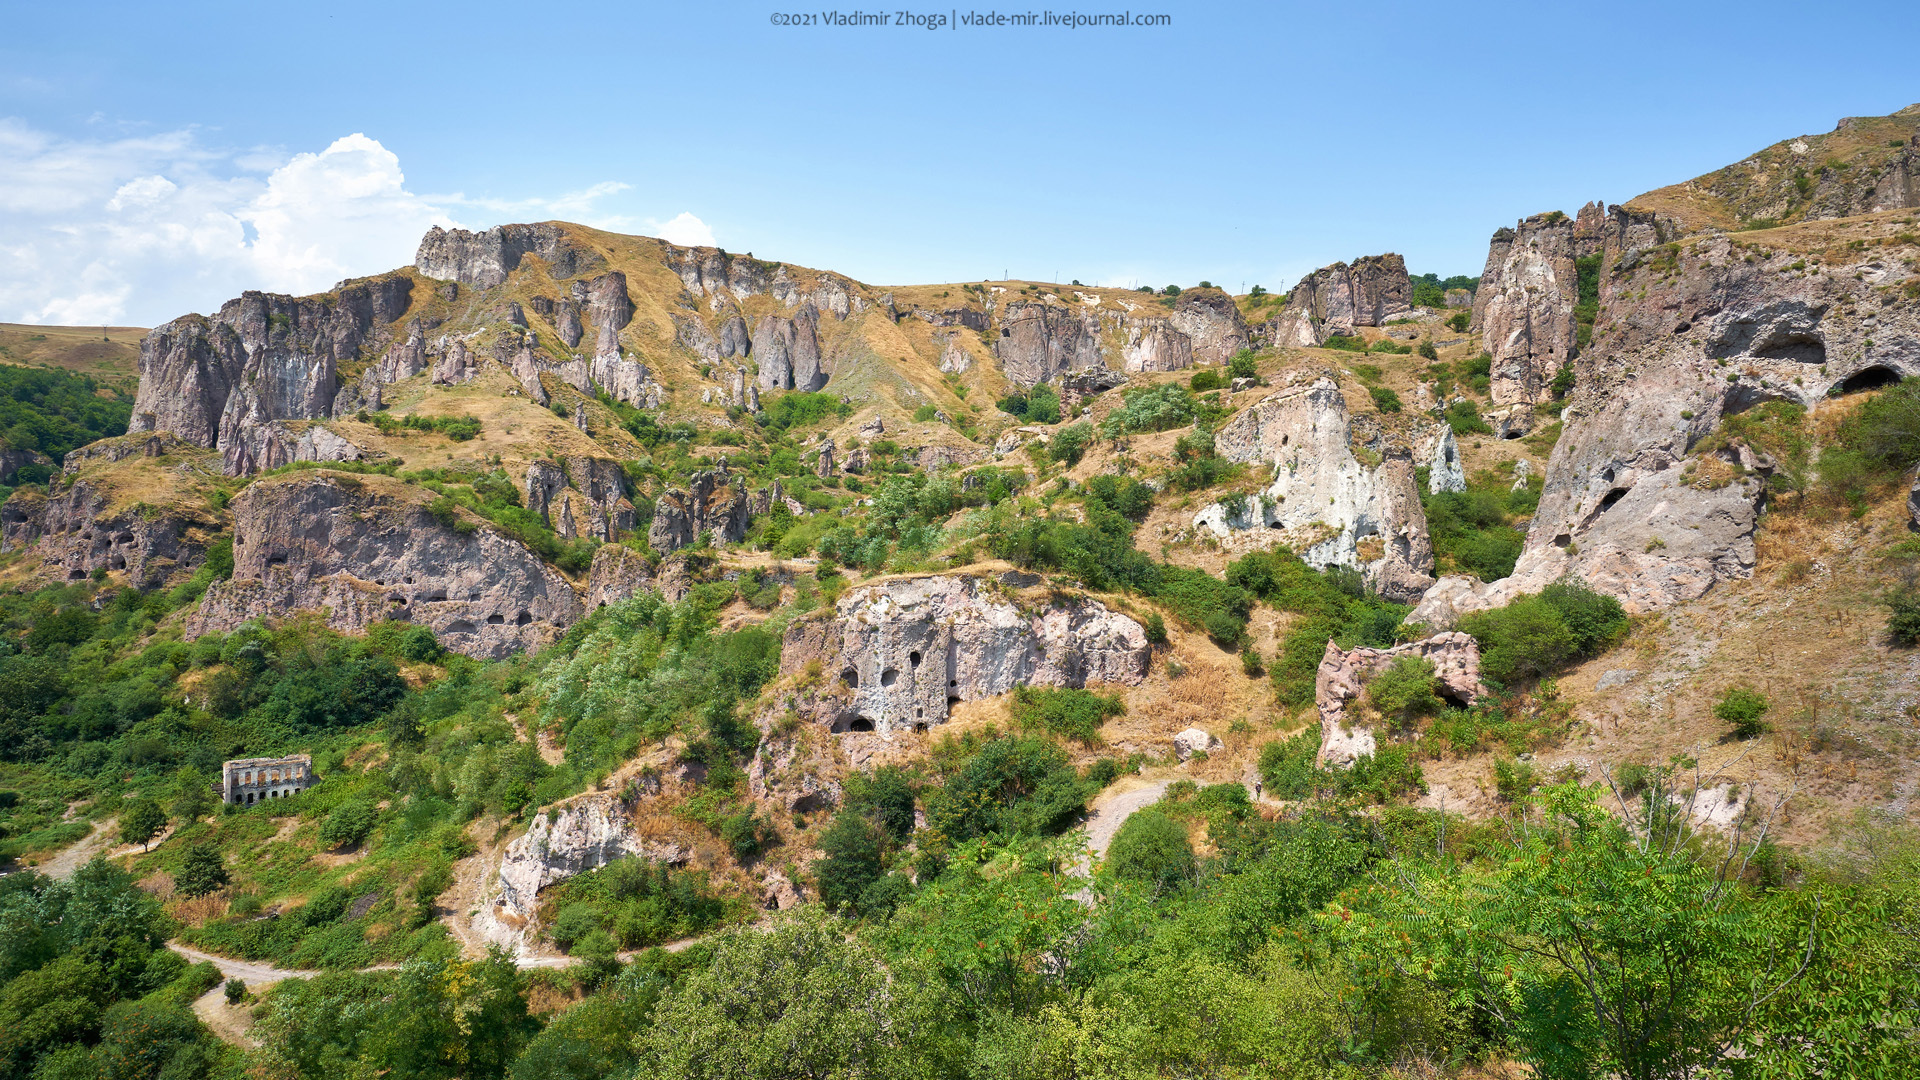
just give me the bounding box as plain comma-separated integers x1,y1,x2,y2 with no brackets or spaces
651,211,716,248
0,121,688,328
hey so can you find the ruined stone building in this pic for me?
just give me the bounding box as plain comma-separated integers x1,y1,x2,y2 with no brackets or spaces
220,755,314,804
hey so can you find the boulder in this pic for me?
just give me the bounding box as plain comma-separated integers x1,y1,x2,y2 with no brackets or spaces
778,574,1150,735
188,472,583,659
1315,632,1479,767
1173,728,1222,761
478,791,688,951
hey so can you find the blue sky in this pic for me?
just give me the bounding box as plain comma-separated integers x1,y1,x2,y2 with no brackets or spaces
3,0,1917,326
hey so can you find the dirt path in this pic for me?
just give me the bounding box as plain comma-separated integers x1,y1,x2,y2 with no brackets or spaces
190,986,259,1047
1085,778,1173,859
40,819,115,879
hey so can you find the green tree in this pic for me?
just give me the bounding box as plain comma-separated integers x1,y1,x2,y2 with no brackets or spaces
646,908,950,1080
168,767,216,825
1341,783,1818,1080
175,843,230,898
118,799,166,850
1106,809,1195,892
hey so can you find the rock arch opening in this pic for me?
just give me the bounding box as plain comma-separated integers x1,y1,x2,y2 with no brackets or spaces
1838,365,1902,394
880,668,899,687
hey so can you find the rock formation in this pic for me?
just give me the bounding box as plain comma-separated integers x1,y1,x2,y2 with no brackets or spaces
1199,377,1436,601
1123,319,1194,373
479,791,688,951
647,470,750,553
0,434,217,587
189,472,583,659
1167,288,1249,365
1415,204,1920,626
415,223,591,289
994,301,1104,386
779,573,1150,734
1266,255,1412,346
586,543,653,609
752,303,826,392
1472,212,1580,408
1315,632,1480,767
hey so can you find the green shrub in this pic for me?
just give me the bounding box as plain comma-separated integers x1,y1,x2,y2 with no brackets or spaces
224,978,247,1005
1322,334,1368,352
1048,423,1093,466
1493,756,1539,801
1447,311,1471,333
1889,582,1920,645
319,801,379,849
1105,809,1194,890
1446,399,1493,435
912,404,938,423
1368,386,1403,413
1417,340,1439,361
1713,687,1770,739
1228,350,1258,380
1143,612,1167,646
1364,656,1442,729
1258,731,1320,800
1458,582,1629,685
1009,686,1125,746
1190,369,1224,391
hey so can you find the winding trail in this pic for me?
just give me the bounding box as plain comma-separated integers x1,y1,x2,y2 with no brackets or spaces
1084,779,1174,859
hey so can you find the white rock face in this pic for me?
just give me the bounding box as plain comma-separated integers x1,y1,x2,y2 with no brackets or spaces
1418,424,1466,494
1200,377,1435,601
780,573,1150,735
478,792,689,953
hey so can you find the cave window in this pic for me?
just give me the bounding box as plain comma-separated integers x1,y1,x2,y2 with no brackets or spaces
1597,488,1629,513
487,613,505,624
908,650,922,668
515,611,533,625
841,668,859,689
880,668,899,688
848,716,875,733
1001,328,1011,337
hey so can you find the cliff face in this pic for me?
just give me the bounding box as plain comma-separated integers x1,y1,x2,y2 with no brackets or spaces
648,470,750,553
1414,211,1920,625
778,573,1150,735
189,473,583,659
2,433,220,587
1265,254,1412,346
130,278,411,462
995,301,1106,386
1473,212,1580,408
1200,376,1437,602
1315,632,1480,767
414,223,595,288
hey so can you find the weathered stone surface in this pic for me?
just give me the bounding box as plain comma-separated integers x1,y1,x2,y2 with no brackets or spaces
778,574,1149,735
937,332,974,374
1416,210,1920,624
648,470,749,553
2,444,215,588
221,420,376,476
189,472,583,659
1473,212,1580,407
586,543,654,610
555,300,584,350
1315,632,1479,767
751,303,825,391
1419,425,1466,494
1444,288,1474,308
414,223,586,289
1122,319,1194,372
1168,288,1249,365
995,301,1103,386
588,272,633,360
479,791,688,952
718,314,752,358
1173,728,1222,762
1199,377,1435,600
431,339,476,385
1267,254,1412,346
814,439,835,478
